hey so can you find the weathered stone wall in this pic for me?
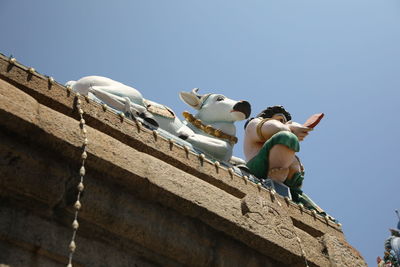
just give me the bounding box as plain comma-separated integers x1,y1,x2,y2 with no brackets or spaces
0,54,366,267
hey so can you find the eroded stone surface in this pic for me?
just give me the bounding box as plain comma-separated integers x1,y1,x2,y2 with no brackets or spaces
323,234,367,267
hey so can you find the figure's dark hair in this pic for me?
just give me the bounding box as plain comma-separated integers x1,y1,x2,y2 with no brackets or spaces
244,105,291,129
256,105,292,121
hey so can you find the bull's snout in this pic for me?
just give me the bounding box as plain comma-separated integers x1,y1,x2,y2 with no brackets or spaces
233,101,251,119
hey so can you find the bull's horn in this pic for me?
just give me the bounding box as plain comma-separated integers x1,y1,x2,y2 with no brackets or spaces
191,88,202,99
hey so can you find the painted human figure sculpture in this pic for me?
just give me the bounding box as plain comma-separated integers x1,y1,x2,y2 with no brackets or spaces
243,105,323,209
66,76,251,162
378,210,400,267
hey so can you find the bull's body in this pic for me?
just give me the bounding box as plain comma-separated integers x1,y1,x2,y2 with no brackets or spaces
66,76,250,162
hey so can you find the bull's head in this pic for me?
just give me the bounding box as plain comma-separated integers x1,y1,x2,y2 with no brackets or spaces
179,88,251,123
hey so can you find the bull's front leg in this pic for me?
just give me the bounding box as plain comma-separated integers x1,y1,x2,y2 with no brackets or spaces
184,134,232,162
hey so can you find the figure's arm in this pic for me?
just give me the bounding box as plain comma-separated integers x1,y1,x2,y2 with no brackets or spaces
245,118,291,142
245,118,312,142
287,122,313,141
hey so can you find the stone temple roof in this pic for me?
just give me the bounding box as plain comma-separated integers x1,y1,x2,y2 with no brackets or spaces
0,53,366,266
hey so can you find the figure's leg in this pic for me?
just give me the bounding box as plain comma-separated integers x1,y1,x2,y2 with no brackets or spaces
264,131,300,183
267,144,295,182
246,131,300,181
287,156,303,181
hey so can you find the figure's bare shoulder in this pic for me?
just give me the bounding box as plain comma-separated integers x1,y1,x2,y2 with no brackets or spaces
244,118,263,142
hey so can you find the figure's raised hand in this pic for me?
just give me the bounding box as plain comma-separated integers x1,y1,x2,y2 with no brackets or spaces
287,122,313,141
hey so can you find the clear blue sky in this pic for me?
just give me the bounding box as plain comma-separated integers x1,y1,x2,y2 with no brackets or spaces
1,1,399,265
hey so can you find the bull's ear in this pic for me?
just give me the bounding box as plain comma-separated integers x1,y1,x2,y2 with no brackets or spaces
179,91,202,110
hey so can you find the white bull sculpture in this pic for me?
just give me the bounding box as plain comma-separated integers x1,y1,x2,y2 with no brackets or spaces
66,76,251,162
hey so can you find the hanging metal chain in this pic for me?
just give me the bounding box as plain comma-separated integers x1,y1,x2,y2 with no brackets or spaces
67,93,88,267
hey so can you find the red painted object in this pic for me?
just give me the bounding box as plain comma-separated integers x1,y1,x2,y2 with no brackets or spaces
303,113,324,128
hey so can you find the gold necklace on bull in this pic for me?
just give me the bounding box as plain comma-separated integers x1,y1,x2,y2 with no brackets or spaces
182,111,238,145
